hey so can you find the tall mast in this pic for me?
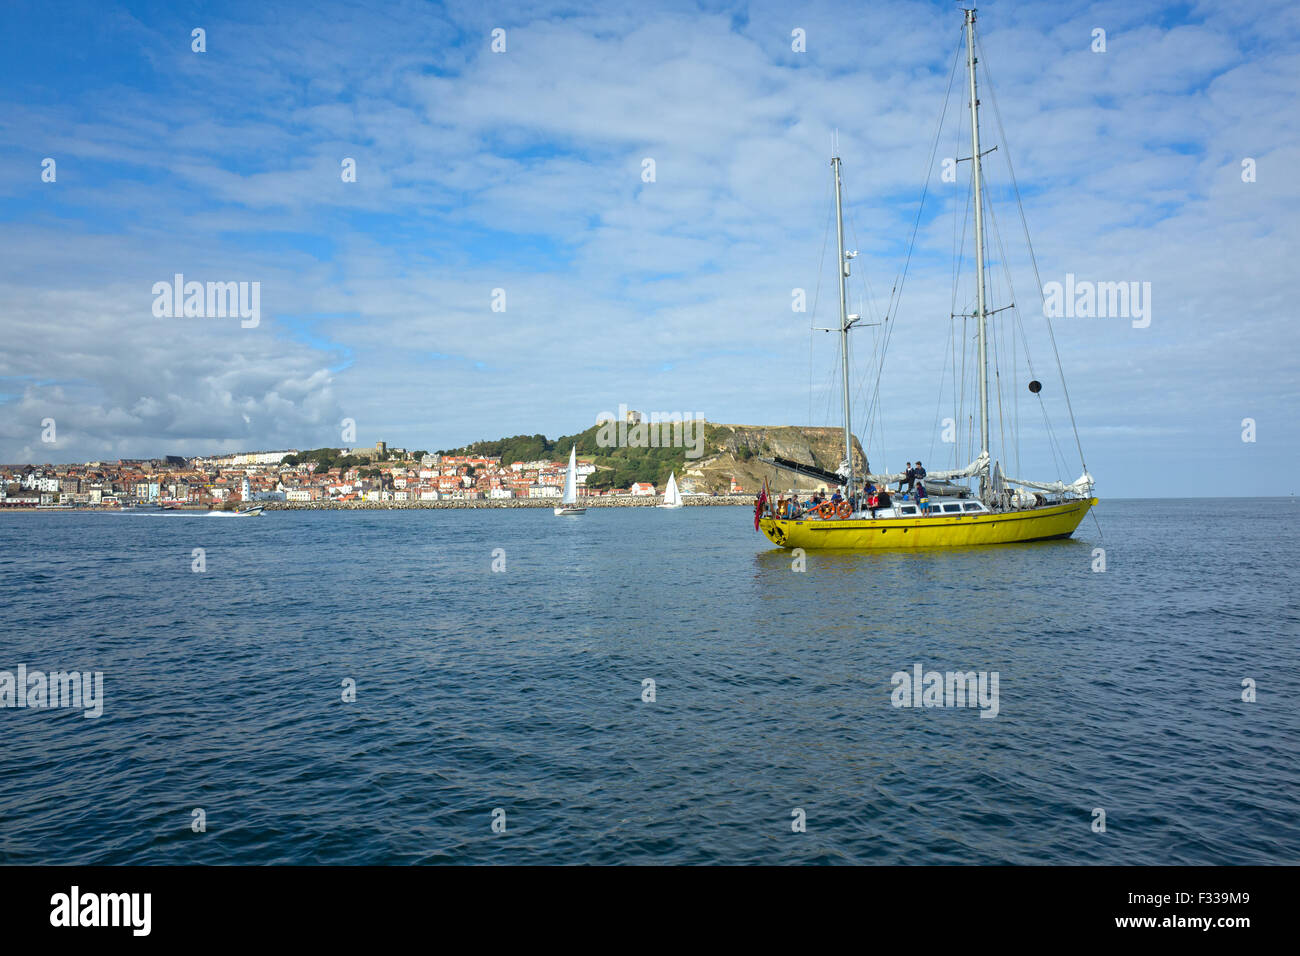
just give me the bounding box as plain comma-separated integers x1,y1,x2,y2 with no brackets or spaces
965,7,991,497
831,154,855,502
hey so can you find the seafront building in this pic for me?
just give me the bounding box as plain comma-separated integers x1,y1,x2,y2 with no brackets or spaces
0,445,611,509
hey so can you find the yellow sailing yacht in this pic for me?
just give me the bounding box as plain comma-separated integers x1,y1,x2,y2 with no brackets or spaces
757,7,1095,551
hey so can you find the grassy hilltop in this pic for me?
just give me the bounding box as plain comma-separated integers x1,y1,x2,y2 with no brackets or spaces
443,422,684,492
444,423,867,495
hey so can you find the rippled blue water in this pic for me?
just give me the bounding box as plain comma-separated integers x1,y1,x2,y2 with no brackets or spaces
1,499,1296,864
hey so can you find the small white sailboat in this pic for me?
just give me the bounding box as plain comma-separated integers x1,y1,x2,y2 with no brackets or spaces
659,471,683,509
554,446,586,516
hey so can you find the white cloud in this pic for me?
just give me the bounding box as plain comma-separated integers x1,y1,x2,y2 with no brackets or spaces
1,0,1297,495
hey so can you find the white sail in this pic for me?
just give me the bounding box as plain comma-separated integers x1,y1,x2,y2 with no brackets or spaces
660,471,682,508
562,446,578,505
554,446,586,515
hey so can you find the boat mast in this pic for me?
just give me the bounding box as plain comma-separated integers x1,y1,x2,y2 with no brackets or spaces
832,153,855,502
965,7,991,498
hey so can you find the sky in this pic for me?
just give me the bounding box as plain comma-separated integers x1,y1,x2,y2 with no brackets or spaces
0,0,1297,496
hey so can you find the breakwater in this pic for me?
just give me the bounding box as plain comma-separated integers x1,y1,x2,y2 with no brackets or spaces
262,495,753,511
4,496,756,513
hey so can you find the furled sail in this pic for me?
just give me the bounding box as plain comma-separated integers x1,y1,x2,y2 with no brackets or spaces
1001,472,1094,497
864,452,990,486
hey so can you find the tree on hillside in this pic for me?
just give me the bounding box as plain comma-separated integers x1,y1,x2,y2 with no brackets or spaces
445,421,697,487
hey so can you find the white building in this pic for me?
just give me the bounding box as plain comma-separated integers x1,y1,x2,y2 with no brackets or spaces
213,450,295,467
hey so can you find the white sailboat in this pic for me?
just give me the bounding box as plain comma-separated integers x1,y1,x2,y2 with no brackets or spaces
554,445,586,516
659,471,683,509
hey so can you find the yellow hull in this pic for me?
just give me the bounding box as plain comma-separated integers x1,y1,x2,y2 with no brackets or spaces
758,498,1097,550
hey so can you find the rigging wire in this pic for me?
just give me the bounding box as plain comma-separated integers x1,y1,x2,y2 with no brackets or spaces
862,27,966,472
982,156,1068,483
952,154,973,462
807,172,834,427
846,193,896,471
978,30,1089,478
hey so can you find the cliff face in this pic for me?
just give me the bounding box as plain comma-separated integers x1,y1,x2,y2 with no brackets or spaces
449,420,868,495
683,424,868,495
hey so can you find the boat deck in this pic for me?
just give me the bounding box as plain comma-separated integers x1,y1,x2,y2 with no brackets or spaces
776,494,996,522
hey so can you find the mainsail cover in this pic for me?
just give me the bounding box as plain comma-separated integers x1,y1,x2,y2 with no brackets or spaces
760,456,849,487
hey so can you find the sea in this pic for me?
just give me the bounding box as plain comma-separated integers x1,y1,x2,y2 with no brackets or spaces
1,498,1296,865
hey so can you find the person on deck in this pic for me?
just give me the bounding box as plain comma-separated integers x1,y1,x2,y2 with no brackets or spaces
915,480,928,514
900,463,915,495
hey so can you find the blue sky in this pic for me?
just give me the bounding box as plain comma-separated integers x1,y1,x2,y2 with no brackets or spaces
1,0,1297,496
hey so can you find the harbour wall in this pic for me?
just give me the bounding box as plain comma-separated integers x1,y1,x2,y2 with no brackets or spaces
262,495,754,511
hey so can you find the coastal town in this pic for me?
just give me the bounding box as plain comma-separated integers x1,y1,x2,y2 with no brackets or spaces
0,440,745,510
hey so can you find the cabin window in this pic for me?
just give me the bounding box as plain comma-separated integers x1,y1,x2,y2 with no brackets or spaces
900,506,917,515
963,502,983,512
942,504,962,513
